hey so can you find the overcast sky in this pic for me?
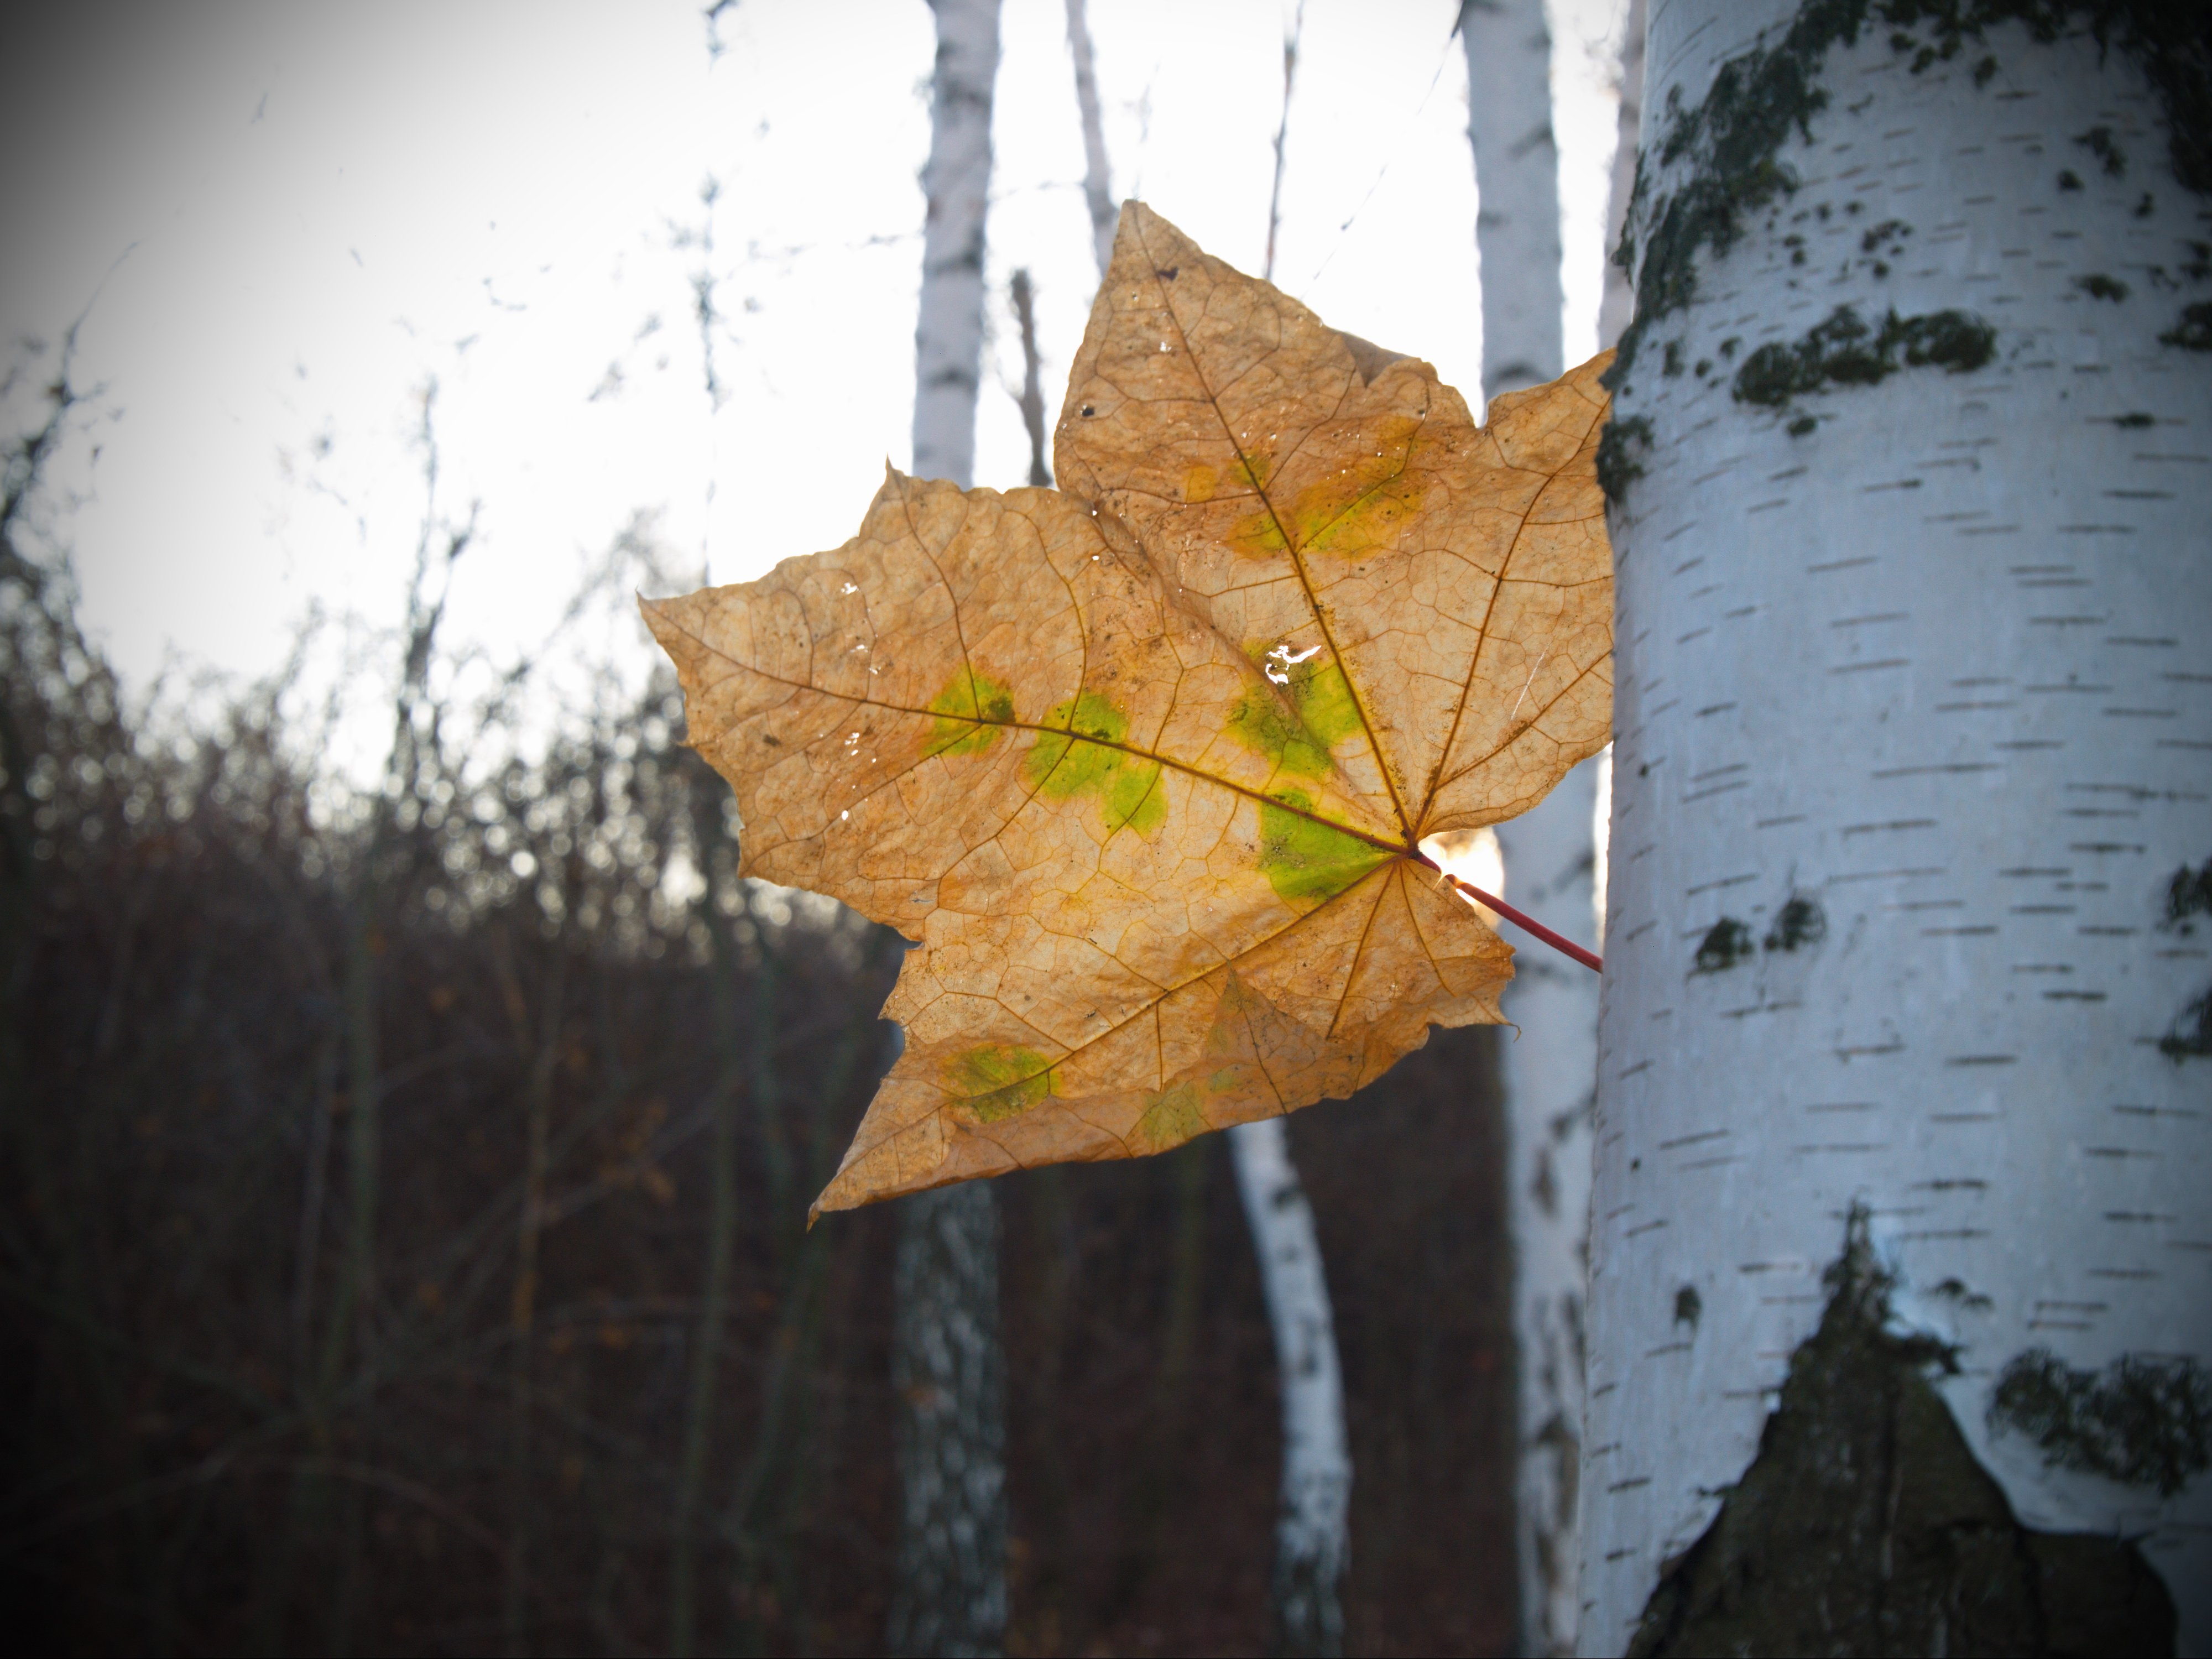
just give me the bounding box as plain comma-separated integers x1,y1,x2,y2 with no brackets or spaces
7,0,1629,728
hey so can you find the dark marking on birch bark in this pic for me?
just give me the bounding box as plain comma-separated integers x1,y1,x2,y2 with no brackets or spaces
1599,0,2212,497
1692,917,1755,974
2158,987,2212,1060
1764,895,1827,952
2162,860,2212,933
1732,306,1997,412
1628,1207,2178,1657
1989,1348,2211,1496
2160,301,2212,350
1596,415,1653,500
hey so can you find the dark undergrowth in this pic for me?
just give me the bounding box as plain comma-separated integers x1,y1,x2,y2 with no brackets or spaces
0,356,1517,1656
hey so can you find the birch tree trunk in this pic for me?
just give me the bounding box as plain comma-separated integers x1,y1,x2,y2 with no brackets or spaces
1063,0,1115,281
1464,4,1599,1652
1230,1115,1350,1659
891,2,1008,1652
911,0,1000,493
1596,0,1646,353
1055,8,1359,1642
1462,0,1563,405
1224,15,1356,1650
1588,4,2210,1653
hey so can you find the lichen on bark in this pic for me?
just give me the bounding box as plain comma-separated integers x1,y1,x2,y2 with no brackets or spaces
1628,1208,2177,1657
1989,1348,2211,1496
1600,0,2212,497
1731,305,1997,414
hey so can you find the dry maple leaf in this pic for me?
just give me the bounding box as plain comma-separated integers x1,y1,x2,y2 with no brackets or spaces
643,204,1613,1218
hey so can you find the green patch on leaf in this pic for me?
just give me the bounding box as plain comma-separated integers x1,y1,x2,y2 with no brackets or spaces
1024,691,1166,836
1133,1082,1207,1151
925,664,1016,758
1256,788,1390,907
1228,656,1362,780
947,1044,1056,1124
1224,418,1426,560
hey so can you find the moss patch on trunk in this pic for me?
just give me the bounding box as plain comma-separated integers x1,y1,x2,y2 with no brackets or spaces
1733,305,1997,415
1601,0,2212,498
1629,1208,2177,1657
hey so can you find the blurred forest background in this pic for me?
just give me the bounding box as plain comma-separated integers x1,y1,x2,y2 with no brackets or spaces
2,355,1514,1657
0,1,1632,1652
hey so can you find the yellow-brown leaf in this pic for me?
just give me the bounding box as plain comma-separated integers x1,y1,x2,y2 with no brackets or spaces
643,204,1613,1217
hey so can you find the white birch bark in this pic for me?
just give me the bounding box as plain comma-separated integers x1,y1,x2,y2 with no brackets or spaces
1587,4,2212,1651
1596,0,1645,352
1465,5,1595,1651
1229,1115,1350,1658
1462,0,1564,404
1053,14,1355,1644
911,0,1000,492
894,3,1008,1653
1493,763,1599,1658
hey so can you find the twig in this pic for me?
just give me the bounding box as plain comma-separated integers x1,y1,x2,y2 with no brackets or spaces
1436,868,1603,973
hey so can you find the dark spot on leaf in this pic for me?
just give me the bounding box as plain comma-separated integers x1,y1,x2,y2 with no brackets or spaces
1080,404,1097,417
1154,267,1178,281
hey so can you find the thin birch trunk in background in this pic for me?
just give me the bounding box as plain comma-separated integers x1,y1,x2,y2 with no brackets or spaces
1594,0,1645,353
1460,0,1563,405
670,814,745,1658
1589,6,2209,1652
1008,270,1051,487
910,0,1001,494
1231,13,1352,1652
1463,3,1592,1652
1063,0,1115,281
891,3,1008,1652
1232,1117,1350,1658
